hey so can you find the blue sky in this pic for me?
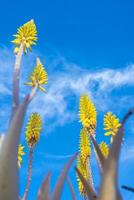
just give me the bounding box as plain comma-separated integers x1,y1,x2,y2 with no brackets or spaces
0,0,134,199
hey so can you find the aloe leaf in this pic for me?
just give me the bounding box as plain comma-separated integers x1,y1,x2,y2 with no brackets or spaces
51,153,78,200
75,167,97,200
98,126,124,200
0,96,29,200
98,109,134,200
36,172,51,200
0,134,5,151
66,176,76,200
90,135,105,171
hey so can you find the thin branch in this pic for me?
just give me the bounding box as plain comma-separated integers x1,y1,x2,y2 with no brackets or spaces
122,185,134,193
122,108,134,125
23,148,34,200
11,44,24,119
28,85,38,102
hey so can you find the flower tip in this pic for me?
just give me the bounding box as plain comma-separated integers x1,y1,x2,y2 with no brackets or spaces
36,57,42,66
27,19,35,24
12,19,37,51
30,19,34,22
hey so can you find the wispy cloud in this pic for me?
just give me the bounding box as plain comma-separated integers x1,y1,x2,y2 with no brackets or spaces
0,47,134,129
121,141,134,161
29,58,134,126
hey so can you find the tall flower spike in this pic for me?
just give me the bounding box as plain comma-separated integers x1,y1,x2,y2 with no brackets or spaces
104,112,121,143
12,19,37,53
79,95,97,134
18,144,25,168
77,129,92,196
25,113,42,148
24,58,48,92
99,142,109,159
79,129,91,163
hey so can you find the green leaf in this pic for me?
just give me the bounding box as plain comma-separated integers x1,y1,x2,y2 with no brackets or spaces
51,153,78,200
75,167,97,200
90,135,105,172
0,96,29,200
99,109,134,200
99,126,124,200
37,172,51,200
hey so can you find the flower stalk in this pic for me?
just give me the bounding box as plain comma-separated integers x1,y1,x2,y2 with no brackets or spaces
11,44,24,119
28,84,38,102
23,148,33,200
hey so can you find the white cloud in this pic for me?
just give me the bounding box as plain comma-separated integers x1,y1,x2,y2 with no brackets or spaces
121,142,134,161
0,47,134,128
0,84,11,95
29,60,134,126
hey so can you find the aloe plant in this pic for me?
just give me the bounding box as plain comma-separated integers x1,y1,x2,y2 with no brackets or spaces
0,19,78,200
0,19,134,200
76,108,134,200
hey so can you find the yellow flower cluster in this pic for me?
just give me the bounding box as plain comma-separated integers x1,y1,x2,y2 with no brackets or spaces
12,19,37,53
79,129,91,162
99,142,109,159
25,58,48,92
104,112,121,143
18,144,25,168
77,129,91,196
25,113,42,148
79,95,96,131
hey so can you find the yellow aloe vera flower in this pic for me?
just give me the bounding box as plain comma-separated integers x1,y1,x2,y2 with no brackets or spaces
77,155,89,196
12,19,37,53
79,129,91,164
25,113,42,148
77,129,91,196
99,142,109,159
24,58,48,92
18,144,25,168
79,95,97,131
104,112,121,143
